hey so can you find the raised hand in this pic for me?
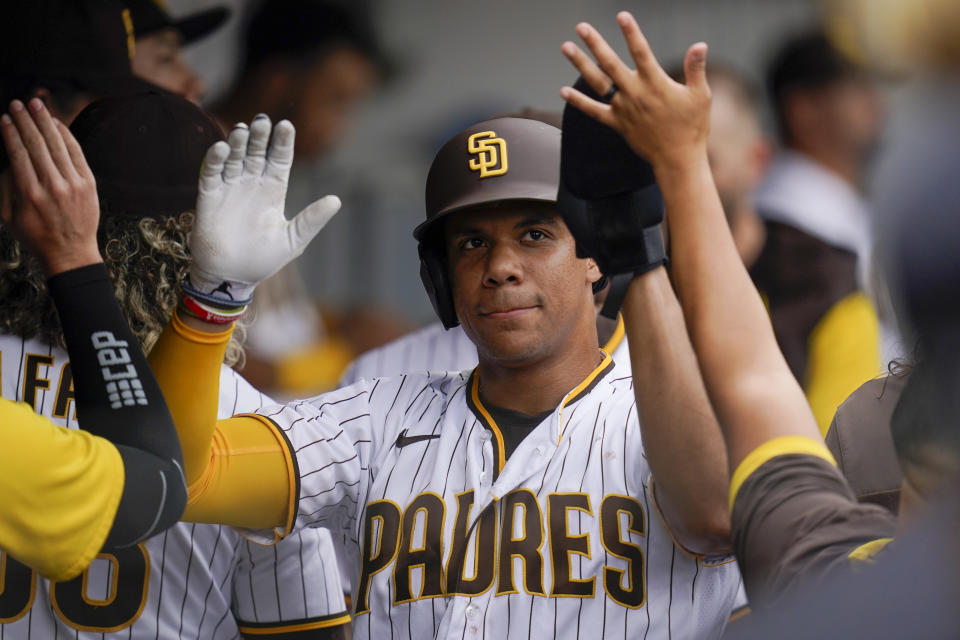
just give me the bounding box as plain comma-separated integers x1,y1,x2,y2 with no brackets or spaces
187,115,341,305
0,99,101,276
559,12,712,173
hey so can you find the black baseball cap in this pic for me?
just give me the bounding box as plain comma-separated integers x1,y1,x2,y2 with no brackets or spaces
766,30,866,104
242,0,387,76
69,91,225,218
0,0,157,97
126,0,230,44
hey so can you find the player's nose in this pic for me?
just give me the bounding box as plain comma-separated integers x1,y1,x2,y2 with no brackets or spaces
483,242,523,287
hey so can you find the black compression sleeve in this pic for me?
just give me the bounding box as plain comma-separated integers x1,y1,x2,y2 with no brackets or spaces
46,263,181,460
46,263,186,545
105,446,188,548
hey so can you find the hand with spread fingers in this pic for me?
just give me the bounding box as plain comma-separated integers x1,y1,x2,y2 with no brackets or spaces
187,115,341,307
0,98,101,276
560,11,712,173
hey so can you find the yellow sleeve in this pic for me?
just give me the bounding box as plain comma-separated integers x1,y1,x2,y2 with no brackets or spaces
149,311,232,485
803,292,882,437
0,399,124,581
183,414,295,537
149,312,292,533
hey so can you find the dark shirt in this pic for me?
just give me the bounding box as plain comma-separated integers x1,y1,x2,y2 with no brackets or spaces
484,404,553,460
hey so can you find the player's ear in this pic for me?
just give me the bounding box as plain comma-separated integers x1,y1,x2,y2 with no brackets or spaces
585,256,602,285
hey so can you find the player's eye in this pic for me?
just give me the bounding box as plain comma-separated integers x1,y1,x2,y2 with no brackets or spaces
459,237,486,250
522,229,547,242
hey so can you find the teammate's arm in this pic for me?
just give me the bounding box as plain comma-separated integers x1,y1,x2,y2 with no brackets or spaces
559,15,897,603
559,20,730,555
559,13,820,472
619,269,732,554
149,311,295,531
148,115,341,531
0,99,187,576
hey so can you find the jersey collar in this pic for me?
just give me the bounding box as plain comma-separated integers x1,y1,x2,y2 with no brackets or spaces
466,350,616,474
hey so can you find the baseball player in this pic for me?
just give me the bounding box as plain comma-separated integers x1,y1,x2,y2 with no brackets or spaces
334,110,631,608
0,94,348,638
143,16,745,639
558,12,902,608
0,100,186,581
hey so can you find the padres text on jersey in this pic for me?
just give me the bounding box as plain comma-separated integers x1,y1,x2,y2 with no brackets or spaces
251,357,740,639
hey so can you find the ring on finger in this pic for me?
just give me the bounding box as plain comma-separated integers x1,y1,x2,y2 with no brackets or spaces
601,83,618,103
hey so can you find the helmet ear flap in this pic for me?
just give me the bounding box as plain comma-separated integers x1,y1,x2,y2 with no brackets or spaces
418,243,459,329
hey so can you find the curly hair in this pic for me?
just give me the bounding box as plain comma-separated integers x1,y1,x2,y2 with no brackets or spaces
0,212,245,366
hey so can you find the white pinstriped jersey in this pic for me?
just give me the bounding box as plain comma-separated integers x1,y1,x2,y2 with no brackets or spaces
0,334,347,638
254,350,740,639
340,323,478,386
335,320,632,596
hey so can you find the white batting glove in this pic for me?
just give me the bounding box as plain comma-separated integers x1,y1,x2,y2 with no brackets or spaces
186,115,341,306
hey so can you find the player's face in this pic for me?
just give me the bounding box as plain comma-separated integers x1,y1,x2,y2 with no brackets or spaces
131,30,206,105
707,86,767,217
289,47,378,158
445,202,601,366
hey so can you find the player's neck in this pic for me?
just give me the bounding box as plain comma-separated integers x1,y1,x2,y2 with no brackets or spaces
476,341,603,415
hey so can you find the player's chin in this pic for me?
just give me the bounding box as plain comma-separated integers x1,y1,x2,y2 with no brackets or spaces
473,326,546,365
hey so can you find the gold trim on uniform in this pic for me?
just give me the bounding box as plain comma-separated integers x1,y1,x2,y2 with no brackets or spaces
48,544,151,633
79,554,119,607
557,351,614,443
355,499,403,616
51,361,75,419
496,488,547,597
22,353,54,410
601,314,626,355
0,553,38,623
847,537,893,565
547,493,595,598
238,613,353,634
598,494,647,609
121,8,135,59
468,372,507,475
392,492,447,605
728,436,837,512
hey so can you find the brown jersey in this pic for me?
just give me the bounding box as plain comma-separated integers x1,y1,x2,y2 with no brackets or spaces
729,437,897,608
826,375,907,514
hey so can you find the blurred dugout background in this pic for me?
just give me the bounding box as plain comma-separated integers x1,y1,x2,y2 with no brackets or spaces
171,0,820,325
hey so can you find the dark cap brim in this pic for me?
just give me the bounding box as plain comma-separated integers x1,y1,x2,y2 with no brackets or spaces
412,195,557,242
81,72,166,99
173,7,229,44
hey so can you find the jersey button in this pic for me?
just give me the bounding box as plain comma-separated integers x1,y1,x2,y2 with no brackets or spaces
479,472,489,484
465,604,479,619
479,431,492,441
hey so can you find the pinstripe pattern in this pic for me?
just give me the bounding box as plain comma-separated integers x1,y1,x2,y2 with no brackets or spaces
0,335,346,639
258,362,740,639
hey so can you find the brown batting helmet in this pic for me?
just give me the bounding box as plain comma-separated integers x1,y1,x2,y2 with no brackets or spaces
415,116,562,328
415,117,561,241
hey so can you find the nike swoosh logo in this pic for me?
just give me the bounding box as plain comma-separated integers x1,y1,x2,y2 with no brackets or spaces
395,429,441,448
